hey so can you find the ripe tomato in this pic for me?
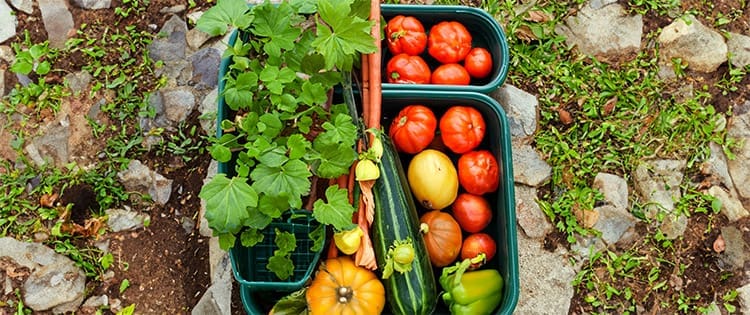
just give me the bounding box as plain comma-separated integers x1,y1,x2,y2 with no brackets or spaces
388,105,437,154
386,54,431,84
420,210,463,267
464,47,493,79
439,106,486,154
431,64,471,85
457,150,499,195
385,15,427,56
428,21,472,64
461,233,496,269
452,193,492,233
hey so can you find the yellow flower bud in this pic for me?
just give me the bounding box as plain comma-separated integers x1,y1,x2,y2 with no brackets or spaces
334,226,363,255
355,159,380,181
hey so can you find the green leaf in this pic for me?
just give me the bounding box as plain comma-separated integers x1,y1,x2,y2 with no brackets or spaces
275,229,297,253
209,143,232,162
269,288,309,315
259,113,283,138
119,279,130,294
311,0,375,70
251,2,302,58
298,81,328,106
257,194,288,219
251,159,311,209
315,142,357,178
116,304,136,315
312,186,356,230
218,232,237,250
298,116,313,134
309,224,325,252
240,229,264,247
10,61,32,75
196,0,253,36
36,61,51,75
315,113,358,148
290,0,318,14
257,147,288,168
271,93,298,112
199,174,259,234
287,134,310,160
268,254,294,280
100,252,114,270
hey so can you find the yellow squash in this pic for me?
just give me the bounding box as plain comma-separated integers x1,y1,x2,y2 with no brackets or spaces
306,256,385,315
407,149,458,210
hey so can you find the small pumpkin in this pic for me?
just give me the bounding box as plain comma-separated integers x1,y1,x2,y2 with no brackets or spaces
419,210,463,267
306,256,386,315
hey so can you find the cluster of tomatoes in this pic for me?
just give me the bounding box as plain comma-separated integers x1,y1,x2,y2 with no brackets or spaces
389,104,499,268
385,15,493,85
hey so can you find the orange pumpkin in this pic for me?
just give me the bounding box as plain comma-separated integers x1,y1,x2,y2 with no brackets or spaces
306,256,385,315
420,210,463,267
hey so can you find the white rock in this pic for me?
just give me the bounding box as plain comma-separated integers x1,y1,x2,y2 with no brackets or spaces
660,213,688,240
162,86,196,123
9,0,33,14
727,102,750,202
515,184,553,239
512,143,552,187
515,232,576,314
490,84,538,141
632,159,686,217
592,205,637,245
106,208,151,232
199,88,218,135
593,172,628,210
117,160,173,205
727,32,750,68
37,0,75,49
70,0,111,9
555,4,642,59
0,0,18,43
738,282,750,315
658,15,727,72
701,142,737,195
707,186,749,222
187,28,212,50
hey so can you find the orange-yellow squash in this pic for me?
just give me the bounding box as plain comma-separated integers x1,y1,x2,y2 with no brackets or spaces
306,256,386,315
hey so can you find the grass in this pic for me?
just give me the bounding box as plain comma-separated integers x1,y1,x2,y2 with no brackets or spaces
0,0,746,313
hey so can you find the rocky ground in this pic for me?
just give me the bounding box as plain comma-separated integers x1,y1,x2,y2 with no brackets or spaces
1,0,750,314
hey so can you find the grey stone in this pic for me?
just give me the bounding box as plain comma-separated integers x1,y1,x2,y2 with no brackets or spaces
192,238,232,315
70,0,111,9
0,45,14,64
0,0,18,43
632,159,686,217
512,143,552,187
660,213,688,240
555,4,642,59
163,86,196,123
571,234,606,260
588,0,617,9
701,142,736,194
727,105,750,202
81,295,109,310
515,232,576,315
658,15,727,72
106,208,150,232
155,59,192,87
159,4,185,14
199,88,218,135
490,84,538,140
199,160,219,237
187,28,212,50
38,0,75,49
190,47,221,90
592,205,637,245
727,32,750,68
738,282,750,315
64,71,93,95
148,15,188,62
117,160,173,205
707,186,749,222
0,237,85,313
24,118,71,167
0,69,5,98
718,226,749,270
9,0,33,14
515,184,552,239
593,172,628,210
186,11,203,25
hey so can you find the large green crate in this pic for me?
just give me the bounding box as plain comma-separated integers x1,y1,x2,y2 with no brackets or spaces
380,4,510,94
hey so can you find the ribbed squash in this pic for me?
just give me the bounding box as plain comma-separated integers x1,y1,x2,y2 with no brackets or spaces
306,256,385,315
420,210,463,267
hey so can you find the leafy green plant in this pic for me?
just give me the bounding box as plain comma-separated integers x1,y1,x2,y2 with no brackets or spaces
10,38,56,76
197,0,375,279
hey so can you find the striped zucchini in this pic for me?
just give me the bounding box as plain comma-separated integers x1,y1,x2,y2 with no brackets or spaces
372,133,437,315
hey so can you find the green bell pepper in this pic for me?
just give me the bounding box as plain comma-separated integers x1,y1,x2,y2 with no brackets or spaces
439,254,503,315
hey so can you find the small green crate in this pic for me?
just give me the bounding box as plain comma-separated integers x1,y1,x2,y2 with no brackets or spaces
380,4,510,94
228,211,323,292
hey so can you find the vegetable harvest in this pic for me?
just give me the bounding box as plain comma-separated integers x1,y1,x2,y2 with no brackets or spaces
440,255,504,315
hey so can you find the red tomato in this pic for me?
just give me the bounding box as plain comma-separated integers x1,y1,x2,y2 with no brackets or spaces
428,21,473,64
464,47,493,79
439,106,486,154
452,193,492,233
457,150,499,195
386,54,431,84
388,105,437,154
385,15,427,56
431,64,471,85
461,233,496,269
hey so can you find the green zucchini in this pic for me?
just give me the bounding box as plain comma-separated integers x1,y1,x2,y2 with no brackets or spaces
372,133,437,315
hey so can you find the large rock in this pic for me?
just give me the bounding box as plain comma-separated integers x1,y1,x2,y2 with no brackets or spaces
190,47,221,90
707,186,749,222
70,0,111,9
555,3,642,60
0,237,85,313
738,282,750,314
117,160,173,205
658,15,727,72
0,0,18,43
106,208,151,232
38,0,75,49
512,143,552,187
162,86,196,123
727,101,750,203
24,119,71,167
515,184,553,239
592,205,637,245
593,172,628,210
632,159,686,217
727,32,750,68
148,15,188,62
718,226,750,271
199,88,218,135
515,232,576,314
9,0,33,14
701,142,738,196
490,84,538,141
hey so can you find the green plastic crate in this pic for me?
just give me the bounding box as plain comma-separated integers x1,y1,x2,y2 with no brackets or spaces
381,4,510,94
